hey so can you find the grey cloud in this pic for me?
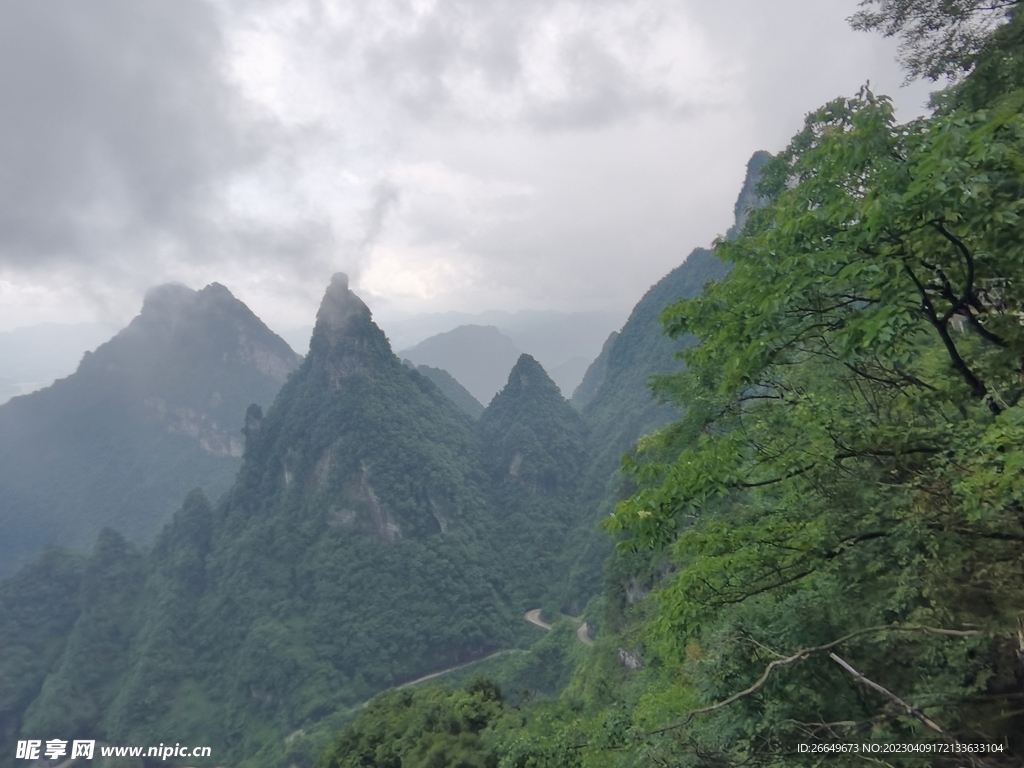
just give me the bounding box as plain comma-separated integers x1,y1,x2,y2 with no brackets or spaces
0,0,260,269
320,0,711,130
0,0,932,336
361,181,401,249
522,35,692,131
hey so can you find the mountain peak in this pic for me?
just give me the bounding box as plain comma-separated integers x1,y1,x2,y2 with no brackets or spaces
315,272,370,333
139,281,249,326
479,354,587,496
309,273,393,383
505,354,559,396
198,282,235,302
140,282,196,316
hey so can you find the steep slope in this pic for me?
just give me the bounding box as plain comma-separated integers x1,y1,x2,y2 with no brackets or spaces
561,152,769,606
573,248,729,489
399,325,522,405
477,355,589,610
573,151,771,485
0,283,300,575
1,274,514,767
409,363,484,418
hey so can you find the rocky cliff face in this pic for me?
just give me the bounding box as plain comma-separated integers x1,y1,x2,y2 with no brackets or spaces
0,281,300,574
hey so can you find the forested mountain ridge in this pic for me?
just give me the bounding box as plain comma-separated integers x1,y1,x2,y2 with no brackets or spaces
13,4,1023,758
0,156,775,768
477,354,590,611
571,247,728,485
0,282,300,575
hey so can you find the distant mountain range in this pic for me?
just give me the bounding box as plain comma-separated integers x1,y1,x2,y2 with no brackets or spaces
384,309,624,358
400,325,521,405
409,363,485,418
396,310,622,403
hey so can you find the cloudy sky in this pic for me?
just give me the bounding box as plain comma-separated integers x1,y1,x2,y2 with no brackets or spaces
0,0,938,335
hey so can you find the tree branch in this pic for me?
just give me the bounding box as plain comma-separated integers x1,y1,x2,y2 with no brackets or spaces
928,220,1010,349
647,624,982,735
829,652,945,734
903,262,995,408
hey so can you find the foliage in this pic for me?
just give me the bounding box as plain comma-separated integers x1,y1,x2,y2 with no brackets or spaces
556,249,734,611
1,280,615,767
308,9,1024,766
0,548,84,764
555,153,770,615
20,531,148,744
600,26,1024,761
317,681,508,768
850,0,1021,81
14,7,1024,765
477,355,591,610
414,364,485,419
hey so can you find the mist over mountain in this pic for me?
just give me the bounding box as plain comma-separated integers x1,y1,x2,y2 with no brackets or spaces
0,282,300,575
382,310,622,355
0,275,608,767
497,311,622,377
0,322,119,405
399,325,522,405
396,310,622,402
3,0,1012,760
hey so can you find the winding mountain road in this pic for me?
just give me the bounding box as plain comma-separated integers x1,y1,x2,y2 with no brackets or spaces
362,610,596,703
524,609,594,646
524,608,551,630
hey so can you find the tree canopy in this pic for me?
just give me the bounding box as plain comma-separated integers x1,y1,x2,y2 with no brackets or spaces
850,0,1021,81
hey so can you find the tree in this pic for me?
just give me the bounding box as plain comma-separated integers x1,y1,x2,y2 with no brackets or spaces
850,0,1021,81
